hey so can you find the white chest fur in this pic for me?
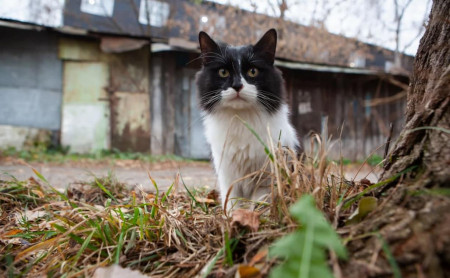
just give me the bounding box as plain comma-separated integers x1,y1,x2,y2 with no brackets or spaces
202,104,298,207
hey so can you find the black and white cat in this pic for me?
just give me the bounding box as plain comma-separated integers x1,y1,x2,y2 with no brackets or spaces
196,29,298,209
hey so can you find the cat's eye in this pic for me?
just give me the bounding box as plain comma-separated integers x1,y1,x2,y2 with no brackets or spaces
218,68,230,78
247,68,259,77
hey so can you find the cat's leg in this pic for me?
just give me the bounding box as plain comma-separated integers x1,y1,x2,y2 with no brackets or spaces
250,184,271,205
219,176,243,211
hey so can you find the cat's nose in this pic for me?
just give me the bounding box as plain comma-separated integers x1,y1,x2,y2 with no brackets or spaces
232,84,243,92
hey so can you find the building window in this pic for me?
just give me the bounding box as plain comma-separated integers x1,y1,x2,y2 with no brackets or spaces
139,0,170,27
349,53,366,68
199,14,226,38
385,61,394,72
80,0,115,17
298,90,312,115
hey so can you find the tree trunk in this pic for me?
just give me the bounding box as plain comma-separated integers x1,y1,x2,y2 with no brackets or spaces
381,0,450,185
341,0,450,277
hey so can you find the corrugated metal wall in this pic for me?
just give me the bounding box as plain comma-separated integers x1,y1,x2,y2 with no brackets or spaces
0,27,62,130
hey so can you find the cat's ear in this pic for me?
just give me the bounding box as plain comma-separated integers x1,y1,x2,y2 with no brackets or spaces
199,31,219,55
253,29,277,64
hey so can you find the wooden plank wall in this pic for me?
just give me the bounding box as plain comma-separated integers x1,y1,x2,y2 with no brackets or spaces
151,51,407,161
282,69,407,160
150,53,176,155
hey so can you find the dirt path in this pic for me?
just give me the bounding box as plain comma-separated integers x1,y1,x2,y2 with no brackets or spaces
0,158,380,192
0,159,217,192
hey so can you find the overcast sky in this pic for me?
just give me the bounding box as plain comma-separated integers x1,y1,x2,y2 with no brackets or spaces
0,0,64,27
212,0,431,56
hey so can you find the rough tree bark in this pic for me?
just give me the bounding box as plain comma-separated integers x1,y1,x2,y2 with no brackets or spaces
381,0,449,185
341,0,449,277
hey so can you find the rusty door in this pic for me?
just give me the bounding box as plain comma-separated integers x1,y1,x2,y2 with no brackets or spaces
110,92,150,152
61,61,110,153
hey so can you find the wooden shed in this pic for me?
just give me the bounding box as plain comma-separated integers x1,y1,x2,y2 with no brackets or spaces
0,0,413,161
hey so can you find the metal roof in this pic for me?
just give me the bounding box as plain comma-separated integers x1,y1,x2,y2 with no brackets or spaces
274,60,381,75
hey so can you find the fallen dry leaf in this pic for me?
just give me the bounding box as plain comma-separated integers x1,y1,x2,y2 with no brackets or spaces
231,209,260,233
249,247,268,266
207,189,220,202
14,237,59,263
360,178,373,186
195,197,216,204
235,264,261,278
92,265,148,278
0,229,26,245
32,189,45,198
0,229,22,239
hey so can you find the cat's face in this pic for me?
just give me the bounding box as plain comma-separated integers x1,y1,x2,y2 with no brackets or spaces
196,29,284,114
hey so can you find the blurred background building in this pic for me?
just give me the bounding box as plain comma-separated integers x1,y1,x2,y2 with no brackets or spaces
0,0,420,160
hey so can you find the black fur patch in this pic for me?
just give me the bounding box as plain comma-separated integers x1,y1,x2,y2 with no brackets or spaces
196,29,285,114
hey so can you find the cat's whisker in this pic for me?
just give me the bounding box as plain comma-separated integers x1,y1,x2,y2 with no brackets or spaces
239,91,258,100
203,51,226,59
186,56,204,65
199,91,222,102
257,90,282,100
256,98,277,111
248,49,255,61
199,89,221,97
199,51,227,64
203,96,222,106
199,95,218,102
257,94,282,103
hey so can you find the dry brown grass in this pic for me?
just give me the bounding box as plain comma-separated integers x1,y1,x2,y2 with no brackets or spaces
0,133,375,277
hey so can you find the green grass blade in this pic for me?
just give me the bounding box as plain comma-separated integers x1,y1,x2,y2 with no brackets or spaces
180,174,206,213
115,229,126,264
139,208,145,240
224,230,233,266
32,168,70,202
148,171,159,200
126,254,159,267
161,182,174,204
407,126,450,134
202,247,225,278
378,233,402,278
31,168,49,184
72,230,95,267
103,223,114,244
175,229,188,246
132,207,139,225
236,116,274,161
95,179,118,202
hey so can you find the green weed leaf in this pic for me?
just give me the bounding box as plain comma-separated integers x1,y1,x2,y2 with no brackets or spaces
269,195,347,278
346,197,378,225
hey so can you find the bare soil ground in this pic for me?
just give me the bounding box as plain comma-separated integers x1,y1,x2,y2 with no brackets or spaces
0,158,217,191
0,157,380,192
